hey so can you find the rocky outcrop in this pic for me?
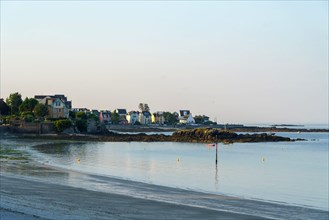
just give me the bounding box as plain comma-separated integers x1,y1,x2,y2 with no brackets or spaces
170,128,292,143
17,128,297,143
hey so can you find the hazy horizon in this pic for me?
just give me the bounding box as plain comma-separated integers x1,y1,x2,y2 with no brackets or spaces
1,1,328,124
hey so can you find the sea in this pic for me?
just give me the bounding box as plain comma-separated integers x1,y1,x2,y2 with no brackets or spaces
1,125,328,219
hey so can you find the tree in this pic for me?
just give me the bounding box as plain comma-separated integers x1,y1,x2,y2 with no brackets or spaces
0,99,10,115
163,112,178,125
6,92,23,115
88,113,99,121
194,115,204,124
138,103,150,112
75,119,87,132
21,112,34,122
111,111,119,125
76,111,87,120
19,98,38,113
34,103,49,117
138,103,144,111
54,119,72,133
143,104,150,112
69,111,76,119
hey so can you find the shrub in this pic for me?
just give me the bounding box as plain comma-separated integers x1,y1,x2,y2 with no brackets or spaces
76,112,87,120
54,119,72,133
23,114,34,122
76,119,87,132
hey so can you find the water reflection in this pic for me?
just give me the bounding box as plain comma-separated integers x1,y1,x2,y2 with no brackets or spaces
27,137,329,211
215,164,219,190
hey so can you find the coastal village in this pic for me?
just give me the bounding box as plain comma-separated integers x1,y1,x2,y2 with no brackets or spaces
0,93,216,134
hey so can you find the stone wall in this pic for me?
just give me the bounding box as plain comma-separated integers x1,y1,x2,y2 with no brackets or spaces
5,122,55,134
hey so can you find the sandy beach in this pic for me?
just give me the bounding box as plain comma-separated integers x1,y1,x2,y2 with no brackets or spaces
1,174,269,220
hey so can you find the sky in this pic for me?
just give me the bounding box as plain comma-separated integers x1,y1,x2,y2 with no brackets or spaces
0,1,328,124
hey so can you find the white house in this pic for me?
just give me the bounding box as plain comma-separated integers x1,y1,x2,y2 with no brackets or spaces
126,111,139,125
179,114,195,124
178,110,195,124
139,111,152,125
152,111,165,125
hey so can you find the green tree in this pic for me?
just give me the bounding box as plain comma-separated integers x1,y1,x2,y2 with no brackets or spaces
54,119,72,133
21,112,34,122
138,103,150,112
163,112,178,125
6,92,23,115
138,103,144,111
111,111,119,124
34,103,49,117
69,111,76,119
88,113,99,121
143,104,150,112
194,115,203,124
0,99,10,115
76,119,87,132
76,111,87,120
19,98,38,113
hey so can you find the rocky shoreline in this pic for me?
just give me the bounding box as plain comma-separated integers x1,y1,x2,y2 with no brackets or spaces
107,125,328,133
12,128,301,144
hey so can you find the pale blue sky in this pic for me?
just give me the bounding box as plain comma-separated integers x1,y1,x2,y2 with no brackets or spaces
1,1,328,124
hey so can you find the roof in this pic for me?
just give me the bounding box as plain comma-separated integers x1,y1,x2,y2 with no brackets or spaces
179,110,190,116
35,94,71,109
153,111,164,115
116,109,127,115
100,111,111,116
128,111,139,115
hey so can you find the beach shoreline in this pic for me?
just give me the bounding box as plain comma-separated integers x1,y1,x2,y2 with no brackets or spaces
1,174,269,220
1,147,328,220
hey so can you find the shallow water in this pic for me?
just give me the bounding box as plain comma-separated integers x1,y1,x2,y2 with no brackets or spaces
21,132,328,212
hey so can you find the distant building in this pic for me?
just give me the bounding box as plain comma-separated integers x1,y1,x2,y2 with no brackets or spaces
126,111,139,125
91,109,100,117
114,109,128,125
179,114,195,124
179,110,190,118
99,110,111,124
72,108,89,113
152,111,165,125
178,109,195,124
34,94,72,118
139,111,152,125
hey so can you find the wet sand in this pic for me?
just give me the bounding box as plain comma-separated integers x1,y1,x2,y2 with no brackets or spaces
1,174,268,220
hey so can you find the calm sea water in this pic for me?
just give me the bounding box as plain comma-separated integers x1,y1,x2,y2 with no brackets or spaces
25,132,328,211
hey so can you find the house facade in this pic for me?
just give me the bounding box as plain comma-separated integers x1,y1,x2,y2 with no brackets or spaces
114,109,128,124
99,110,111,124
178,109,195,124
126,111,139,124
152,111,165,125
35,95,71,118
139,111,152,125
179,114,195,124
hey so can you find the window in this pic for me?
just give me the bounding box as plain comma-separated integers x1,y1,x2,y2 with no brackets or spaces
58,109,62,113
56,101,60,106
